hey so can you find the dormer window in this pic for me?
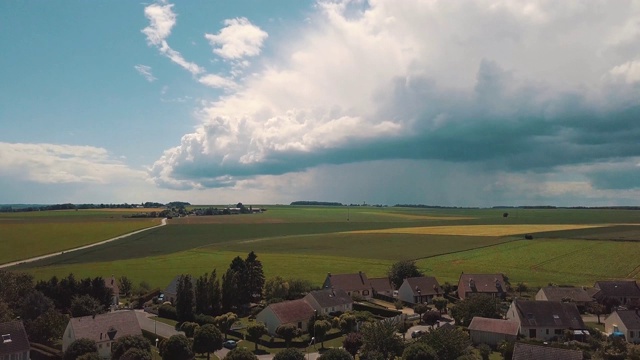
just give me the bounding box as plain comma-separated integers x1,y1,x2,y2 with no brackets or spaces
2,334,11,343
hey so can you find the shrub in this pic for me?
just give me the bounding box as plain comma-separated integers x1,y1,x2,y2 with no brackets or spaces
158,304,177,320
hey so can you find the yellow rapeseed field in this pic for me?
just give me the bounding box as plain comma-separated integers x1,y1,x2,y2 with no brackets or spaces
345,224,608,236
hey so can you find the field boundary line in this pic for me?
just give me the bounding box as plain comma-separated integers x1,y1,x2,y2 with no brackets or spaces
410,237,518,262
0,218,167,269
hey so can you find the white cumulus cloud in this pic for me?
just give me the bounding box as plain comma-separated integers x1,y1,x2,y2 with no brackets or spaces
205,17,268,60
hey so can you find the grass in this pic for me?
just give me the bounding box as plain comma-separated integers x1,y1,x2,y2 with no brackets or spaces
0,217,160,264
151,316,178,327
9,206,640,289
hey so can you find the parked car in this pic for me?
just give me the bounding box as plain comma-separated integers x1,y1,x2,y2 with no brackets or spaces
223,340,237,349
411,330,424,339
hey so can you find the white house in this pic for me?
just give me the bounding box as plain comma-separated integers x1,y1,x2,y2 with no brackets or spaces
304,289,353,316
506,299,585,341
62,311,141,359
255,299,316,335
605,310,640,343
397,276,442,304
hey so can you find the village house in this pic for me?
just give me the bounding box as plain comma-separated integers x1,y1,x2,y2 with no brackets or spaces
511,342,583,360
322,272,371,299
369,277,395,298
535,286,594,312
62,311,142,359
0,321,30,360
397,276,442,304
304,289,352,316
163,275,195,304
104,275,120,309
605,310,640,343
457,273,507,300
592,280,640,308
468,317,519,346
255,299,316,335
506,299,585,341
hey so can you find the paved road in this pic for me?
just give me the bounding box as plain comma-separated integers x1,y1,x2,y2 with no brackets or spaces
0,218,167,269
135,309,183,341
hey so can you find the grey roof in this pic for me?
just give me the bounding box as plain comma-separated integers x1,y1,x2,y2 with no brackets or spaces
512,300,585,329
594,281,640,299
369,277,394,293
306,289,352,308
468,317,519,336
458,273,506,297
539,286,593,303
0,321,30,356
403,276,442,296
267,299,315,325
165,274,193,295
68,311,141,343
612,310,640,330
512,342,583,360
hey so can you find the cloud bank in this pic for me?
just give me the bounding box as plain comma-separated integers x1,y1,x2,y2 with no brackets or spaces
146,0,640,204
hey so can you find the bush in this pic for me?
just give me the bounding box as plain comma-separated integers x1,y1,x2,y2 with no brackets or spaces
158,304,177,320
194,313,215,326
524,234,533,240
394,300,404,310
424,311,440,325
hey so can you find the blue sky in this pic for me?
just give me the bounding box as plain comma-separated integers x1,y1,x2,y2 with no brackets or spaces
2,0,640,206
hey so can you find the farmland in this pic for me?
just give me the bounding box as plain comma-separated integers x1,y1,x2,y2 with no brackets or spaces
5,206,640,289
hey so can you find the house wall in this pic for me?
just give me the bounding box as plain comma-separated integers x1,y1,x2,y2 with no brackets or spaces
519,325,567,341
469,330,516,346
62,322,74,353
397,282,415,304
605,312,640,343
96,340,113,359
256,307,281,335
534,289,548,301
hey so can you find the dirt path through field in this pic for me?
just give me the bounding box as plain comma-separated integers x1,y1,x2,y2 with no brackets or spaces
0,218,167,269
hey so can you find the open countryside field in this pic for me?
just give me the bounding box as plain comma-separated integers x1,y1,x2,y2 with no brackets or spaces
0,210,162,265
7,206,640,289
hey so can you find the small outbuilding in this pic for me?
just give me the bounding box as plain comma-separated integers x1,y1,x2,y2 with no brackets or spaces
468,317,519,346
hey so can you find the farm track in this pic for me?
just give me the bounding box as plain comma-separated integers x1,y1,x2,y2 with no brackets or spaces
529,241,604,271
0,218,167,269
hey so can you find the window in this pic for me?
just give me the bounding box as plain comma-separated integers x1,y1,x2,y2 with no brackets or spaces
632,331,635,338
546,329,549,335
99,344,102,349
555,329,562,335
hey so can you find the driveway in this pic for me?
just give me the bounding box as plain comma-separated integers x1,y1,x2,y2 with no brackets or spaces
134,309,183,341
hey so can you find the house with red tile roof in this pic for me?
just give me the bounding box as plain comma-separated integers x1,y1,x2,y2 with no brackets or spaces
0,321,30,360
397,276,442,304
62,311,141,359
457,273,507,300
322,272,371,299
468,317,519,346
369,277,394,297
256,299,316,335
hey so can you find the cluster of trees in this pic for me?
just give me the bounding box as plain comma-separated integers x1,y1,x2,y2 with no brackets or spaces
168,251,265,323
35,274,113,314
64,334,153,360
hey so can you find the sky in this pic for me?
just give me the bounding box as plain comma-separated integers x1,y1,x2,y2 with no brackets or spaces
1,0,640,207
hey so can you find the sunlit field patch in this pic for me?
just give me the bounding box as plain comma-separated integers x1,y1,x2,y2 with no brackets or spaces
345,224,610,236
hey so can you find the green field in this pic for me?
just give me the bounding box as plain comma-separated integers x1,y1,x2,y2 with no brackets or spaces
0,210,161,264
6,206,640,289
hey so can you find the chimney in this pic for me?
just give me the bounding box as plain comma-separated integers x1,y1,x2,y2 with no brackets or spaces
327,272,331,277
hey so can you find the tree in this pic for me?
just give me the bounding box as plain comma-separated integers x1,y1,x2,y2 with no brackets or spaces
477,344,491,360
247,322,268,351
77,353,101,360
419,326,471,360
195,273,211,315
160,335,194,360
176,275,195,322
441,282,455,298
361,319,404,360
64,338,98,360
0,301,14,323
209,269,222,316
118,276,133,297
70,294,104,317
287,278,313,300
221,268,241,312
450,294,499,327
414,303,429,323
588,302,606,324
314,320,332,349
343,332,363,358
120,348,152,360
24,308,68,345
265,276,290,301
337,313,357,333
214,312,238,340
111,335,151,360
20,290,54,321
192,324,223,360
387,261,422,289
273,348,305,360
402,343,438,360
276,324,303,348
318,348,353,360
515,282,527,297
245,251,265,302
181,322,200,338
433,297,448,314
224,347,258,360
